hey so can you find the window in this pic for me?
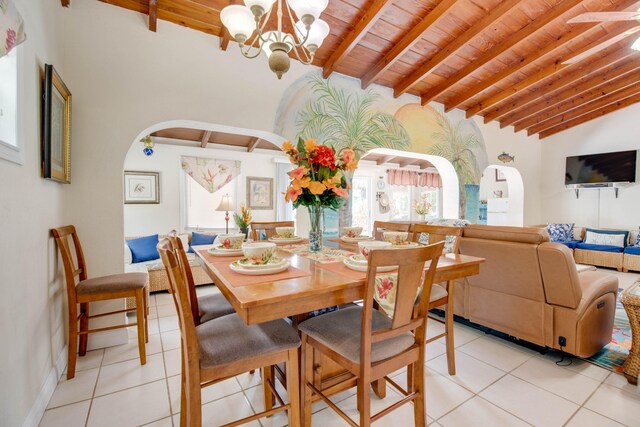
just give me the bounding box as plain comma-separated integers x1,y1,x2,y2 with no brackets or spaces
0,47,21,164
390,185,411,221
414,188,440,220
351,176,372,235
182,171,240,230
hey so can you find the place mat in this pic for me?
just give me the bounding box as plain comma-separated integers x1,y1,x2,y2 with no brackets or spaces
198,249,244,264
210,261,312,288
318,261,367,280
279,245,356,264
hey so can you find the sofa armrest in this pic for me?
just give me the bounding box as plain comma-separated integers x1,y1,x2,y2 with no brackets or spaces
576,271,618,314
125,263,149,274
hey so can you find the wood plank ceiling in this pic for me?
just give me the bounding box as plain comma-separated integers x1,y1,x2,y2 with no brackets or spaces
86,0,640,139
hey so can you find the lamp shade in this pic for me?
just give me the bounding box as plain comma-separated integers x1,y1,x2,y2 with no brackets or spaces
295,19,329,48
632,37,640,52
221,5,255,42
216,194,234,211
288,0,328,20
244,0,275,13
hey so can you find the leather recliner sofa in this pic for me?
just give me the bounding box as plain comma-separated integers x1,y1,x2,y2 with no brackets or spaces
453,224,618,358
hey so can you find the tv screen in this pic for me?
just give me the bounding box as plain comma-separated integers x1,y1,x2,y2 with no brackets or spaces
565,150,637,185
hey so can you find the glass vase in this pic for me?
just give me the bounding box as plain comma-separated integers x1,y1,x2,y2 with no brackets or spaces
308,205,323,253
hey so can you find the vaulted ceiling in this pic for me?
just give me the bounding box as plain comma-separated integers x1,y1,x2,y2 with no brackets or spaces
84,0,640,138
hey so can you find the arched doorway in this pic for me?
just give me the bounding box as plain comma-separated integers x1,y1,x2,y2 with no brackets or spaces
479,165,524,226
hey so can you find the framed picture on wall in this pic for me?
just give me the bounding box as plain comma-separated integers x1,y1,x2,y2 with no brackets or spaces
495,169,506,182
246,176,273,210
42,64,72,183
124,171,160,204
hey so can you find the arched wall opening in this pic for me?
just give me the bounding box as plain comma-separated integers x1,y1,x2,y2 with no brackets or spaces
479,165,524,226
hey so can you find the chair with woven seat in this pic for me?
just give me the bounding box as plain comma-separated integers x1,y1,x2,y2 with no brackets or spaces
52,225,149,380
372,221,411,241
299,242,444,427
157,238,301,427
250,221,295,241
411,223,464,376
166,231,235,325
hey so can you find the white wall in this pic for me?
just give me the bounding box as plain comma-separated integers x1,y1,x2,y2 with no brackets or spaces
0,1,69,426
123,140,287,236
539,102,640,229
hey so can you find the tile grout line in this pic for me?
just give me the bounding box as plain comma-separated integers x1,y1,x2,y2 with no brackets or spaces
84,347,106,427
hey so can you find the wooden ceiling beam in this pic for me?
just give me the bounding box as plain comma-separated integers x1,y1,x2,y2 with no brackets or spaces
200,131,212,148
419,0,584,106
398,158,419,168
539,91,640,139
323,0,395,79
465,25,640,118
485,44,636,124
359,0,458,90
526,76,640,135
247,138,261,152
517,69,640,134
499,53,640,128
149,0,157,32
393,0,520,98
376,155,396,165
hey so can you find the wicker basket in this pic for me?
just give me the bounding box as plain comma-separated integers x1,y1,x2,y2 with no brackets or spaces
620,281,640,385
574,248,623,271
623,253,640,273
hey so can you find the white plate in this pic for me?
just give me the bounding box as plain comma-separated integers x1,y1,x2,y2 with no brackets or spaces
348,254,368,265
208,248,244,256
342,258,397,273
389,242,420,248
213,245,245,252
341,235,374,242
229,260,291,275
269,236,304,243
237,257,287,269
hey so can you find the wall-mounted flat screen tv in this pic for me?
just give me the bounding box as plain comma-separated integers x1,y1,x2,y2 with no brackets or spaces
565,150,637,185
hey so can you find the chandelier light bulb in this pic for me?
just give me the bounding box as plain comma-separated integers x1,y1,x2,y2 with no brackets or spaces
220,5,255,44
244,0,275,17
295,19,329,51
288,0,328,23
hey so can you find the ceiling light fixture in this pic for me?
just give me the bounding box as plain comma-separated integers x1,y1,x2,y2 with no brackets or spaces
220,0,330,79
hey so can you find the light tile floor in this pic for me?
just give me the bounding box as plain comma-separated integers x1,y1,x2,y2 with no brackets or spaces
40,270,640,427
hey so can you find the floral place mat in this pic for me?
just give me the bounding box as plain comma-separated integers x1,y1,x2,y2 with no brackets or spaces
279,244,356,264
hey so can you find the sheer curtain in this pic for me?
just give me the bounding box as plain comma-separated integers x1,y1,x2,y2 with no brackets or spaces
276,162,294,221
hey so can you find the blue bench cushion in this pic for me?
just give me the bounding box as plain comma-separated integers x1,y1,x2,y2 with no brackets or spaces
576,243,624,253
624,246,640,255
557,240,581,249
127,234,160,263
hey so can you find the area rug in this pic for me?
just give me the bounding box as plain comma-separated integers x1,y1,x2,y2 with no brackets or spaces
584,289,633,373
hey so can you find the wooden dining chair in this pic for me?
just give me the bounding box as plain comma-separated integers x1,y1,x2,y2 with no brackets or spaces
52,225,148,379
372,221,411,240
411,224,463,376
250,221,295,241
299,242,445,427
157,238,301,427
166,231,235,325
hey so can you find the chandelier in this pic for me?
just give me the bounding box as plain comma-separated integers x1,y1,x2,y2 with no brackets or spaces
220,0,330,79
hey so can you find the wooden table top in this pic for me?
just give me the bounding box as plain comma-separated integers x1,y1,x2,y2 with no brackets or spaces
194,245,484,325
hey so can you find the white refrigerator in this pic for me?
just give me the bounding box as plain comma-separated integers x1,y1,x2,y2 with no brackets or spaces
487,198,509,226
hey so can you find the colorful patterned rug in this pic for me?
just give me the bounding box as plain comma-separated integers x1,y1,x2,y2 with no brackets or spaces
584,289,633,373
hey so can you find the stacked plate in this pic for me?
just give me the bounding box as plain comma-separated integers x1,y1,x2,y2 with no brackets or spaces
208,246,244,256
268,236,304,244
390,241,420,248
343,254,397,272
340,235,374,243
230,257,290,275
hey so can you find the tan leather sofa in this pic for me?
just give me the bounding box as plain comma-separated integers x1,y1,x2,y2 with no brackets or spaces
454,224,618,358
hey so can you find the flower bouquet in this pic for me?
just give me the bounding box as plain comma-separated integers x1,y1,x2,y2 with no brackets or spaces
414,193,433,220
282,138,357,252
233,204,252,238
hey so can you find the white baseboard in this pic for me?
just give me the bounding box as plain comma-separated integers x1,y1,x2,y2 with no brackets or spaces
22,345,67,427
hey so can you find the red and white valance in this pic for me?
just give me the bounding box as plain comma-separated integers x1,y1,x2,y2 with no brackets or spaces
181,156,241,193
1,0,26,58
387,168,442,188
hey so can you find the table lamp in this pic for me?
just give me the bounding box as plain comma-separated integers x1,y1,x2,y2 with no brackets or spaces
216,194,234,234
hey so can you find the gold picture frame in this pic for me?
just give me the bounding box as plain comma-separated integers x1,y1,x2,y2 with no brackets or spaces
42,64,72,183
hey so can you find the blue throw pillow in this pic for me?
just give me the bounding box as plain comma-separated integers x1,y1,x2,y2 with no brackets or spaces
547,223,574,242
189,232,216,253
635,228,640,247
127,234,160,263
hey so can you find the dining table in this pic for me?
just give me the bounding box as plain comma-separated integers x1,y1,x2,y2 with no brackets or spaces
193,240,485,400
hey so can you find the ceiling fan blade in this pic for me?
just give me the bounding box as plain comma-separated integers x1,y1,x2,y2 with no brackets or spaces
567,11,640,24
562,27,640,64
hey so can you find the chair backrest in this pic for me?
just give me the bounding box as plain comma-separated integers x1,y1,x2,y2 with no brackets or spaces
362,243,444,367
537,242,583,309
372,221,411,240
51,225,88,304
411,223,463,254
167,230,201,325
250,221,295,241
157,238,201,381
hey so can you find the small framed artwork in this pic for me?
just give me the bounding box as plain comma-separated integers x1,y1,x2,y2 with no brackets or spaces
246,176,273,210
495,169,506,182
124,171,160,204
42,64,72,183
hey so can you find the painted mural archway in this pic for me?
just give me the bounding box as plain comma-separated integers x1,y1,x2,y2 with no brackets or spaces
480,165,524,226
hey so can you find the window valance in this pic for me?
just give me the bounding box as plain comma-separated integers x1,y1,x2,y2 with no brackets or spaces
181,156,241,193
1,0,26,58
387,168,442,188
